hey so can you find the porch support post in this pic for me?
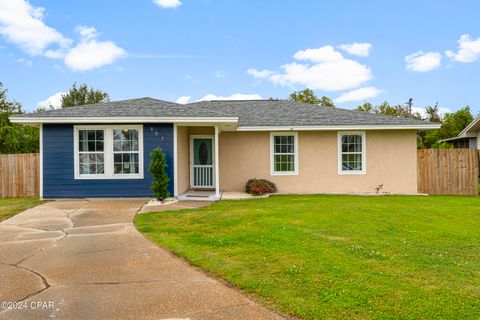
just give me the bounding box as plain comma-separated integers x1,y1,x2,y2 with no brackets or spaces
215,125,220,198
173,123,178,197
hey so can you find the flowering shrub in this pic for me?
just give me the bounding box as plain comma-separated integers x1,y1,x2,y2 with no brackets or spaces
245,178,277,196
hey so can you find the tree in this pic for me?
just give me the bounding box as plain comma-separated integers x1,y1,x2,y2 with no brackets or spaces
319,96,335,107
424,102,442,123
439,106,473,139
0,83,39,154
289,89,318,105
288,89,335,107
420,106,473,148
61,83,109,108
355,102,373,113
356,100,422,120
149,147,170,200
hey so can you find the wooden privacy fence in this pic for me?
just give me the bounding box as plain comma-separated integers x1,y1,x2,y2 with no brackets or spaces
0,153,40,198
417,149,478,195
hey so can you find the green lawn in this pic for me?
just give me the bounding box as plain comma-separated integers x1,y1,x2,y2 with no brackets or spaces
135,195,480,320
0,197,44,222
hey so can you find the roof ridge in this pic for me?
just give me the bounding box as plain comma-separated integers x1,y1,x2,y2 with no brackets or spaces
185,102,238,117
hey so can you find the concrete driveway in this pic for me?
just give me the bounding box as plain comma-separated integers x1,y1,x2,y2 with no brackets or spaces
0,200,284,320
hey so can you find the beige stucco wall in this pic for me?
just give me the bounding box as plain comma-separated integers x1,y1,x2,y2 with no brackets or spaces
176,126,190,194
218,130,418,194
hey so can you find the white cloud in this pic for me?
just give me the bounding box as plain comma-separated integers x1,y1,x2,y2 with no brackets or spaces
247,68,274,78
293,46,343,63
0,2,125,71
153,0,181,8
334,86,383,103
405,51,441,72
269,60,371,91
247,45,373,91
176,96,191,104
48,26,126,71
0,0,71,55
337,42,372,57
64,40,126,71
445,34,480,63
199,93,262,101
37,91,65,109
75,25,98,41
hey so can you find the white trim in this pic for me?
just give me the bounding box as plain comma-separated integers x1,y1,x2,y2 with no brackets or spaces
189,135,216,189
173,123,178,196
238,124,440,131
73,125,144,180
39,124,44,200
270,132,299,176
10,116,238,124
10,116,439,131
214,126,220,197
459,115,480,137
337,131,366,175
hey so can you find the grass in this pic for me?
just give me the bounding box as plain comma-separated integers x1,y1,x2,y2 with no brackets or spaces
135,195,480,320
0,197,44,222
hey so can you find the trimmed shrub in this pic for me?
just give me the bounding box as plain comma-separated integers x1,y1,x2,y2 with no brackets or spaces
149,147,170,200
245,178,277,196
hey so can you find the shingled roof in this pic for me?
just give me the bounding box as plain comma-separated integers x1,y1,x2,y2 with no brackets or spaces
16,97,234,118
188,99,435,128
11,97,438,129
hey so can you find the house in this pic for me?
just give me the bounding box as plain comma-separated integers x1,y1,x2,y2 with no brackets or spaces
10,98,439,200
439,115,480,148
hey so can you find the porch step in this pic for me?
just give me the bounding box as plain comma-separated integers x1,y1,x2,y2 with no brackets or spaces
177,190,222,202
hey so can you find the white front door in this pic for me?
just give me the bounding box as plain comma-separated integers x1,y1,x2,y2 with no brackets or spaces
190,136,215,189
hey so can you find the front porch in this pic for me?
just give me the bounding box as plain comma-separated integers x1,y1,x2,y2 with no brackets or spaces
174,124,231,201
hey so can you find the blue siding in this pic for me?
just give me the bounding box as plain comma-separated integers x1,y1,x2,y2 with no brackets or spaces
43,124,174,198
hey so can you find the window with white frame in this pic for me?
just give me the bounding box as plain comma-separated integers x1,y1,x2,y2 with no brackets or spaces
78,129,105,175
74,126,143,179
113,129,140,174
271,133,298,175
338,131,365,174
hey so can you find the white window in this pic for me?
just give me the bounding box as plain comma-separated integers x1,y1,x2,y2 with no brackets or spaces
270,132,298,175
113,129,140,175
74,125,144,179
338,131,366,174
78,129,105,175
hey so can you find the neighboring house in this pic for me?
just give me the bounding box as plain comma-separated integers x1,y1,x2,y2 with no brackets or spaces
10,98,439,200
439,116,480,148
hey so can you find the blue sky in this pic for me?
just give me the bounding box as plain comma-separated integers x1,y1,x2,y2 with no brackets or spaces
1,0,480,115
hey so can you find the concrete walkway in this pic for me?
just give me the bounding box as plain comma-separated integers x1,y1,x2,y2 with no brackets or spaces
0,200,284,320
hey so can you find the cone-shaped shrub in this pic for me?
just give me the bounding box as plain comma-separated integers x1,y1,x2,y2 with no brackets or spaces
149,147,170,200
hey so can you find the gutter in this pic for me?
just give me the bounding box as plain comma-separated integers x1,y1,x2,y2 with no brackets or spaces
236,124,441,131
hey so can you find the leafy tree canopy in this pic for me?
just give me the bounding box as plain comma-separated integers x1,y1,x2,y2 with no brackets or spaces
61,82,109,108
288,88,335,107
356,100,422,120
424,102,442,123
355,98,475,148
0,82,39,154
420,106,473,148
